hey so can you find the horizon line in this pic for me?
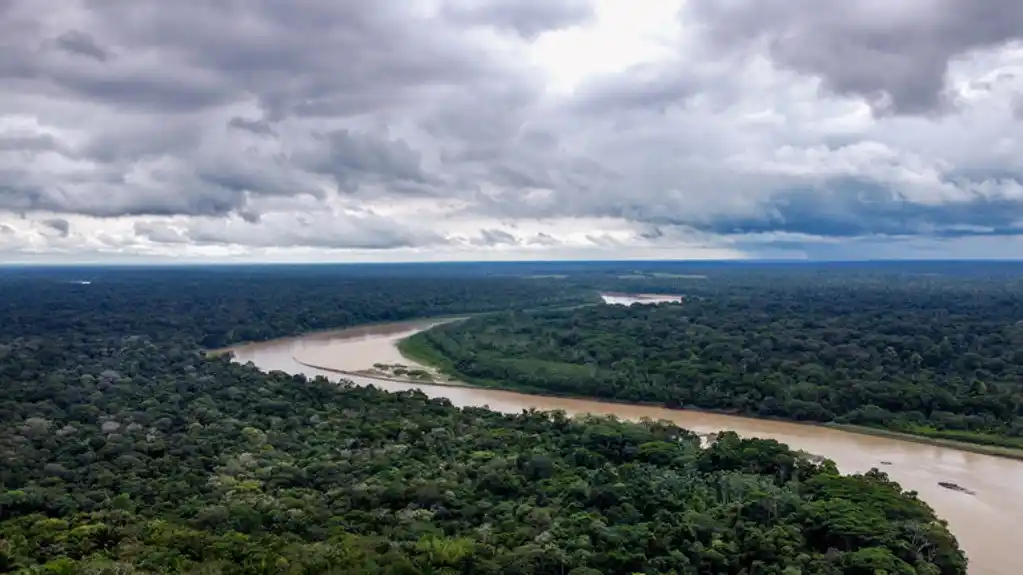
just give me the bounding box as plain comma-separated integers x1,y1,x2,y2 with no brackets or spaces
4,258,1023,268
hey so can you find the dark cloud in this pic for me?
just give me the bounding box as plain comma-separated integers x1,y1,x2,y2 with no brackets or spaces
79,1,505,119
0,133,65,154
694,178,1023,238
639,226,665,241
425,80,563,195
54,30,110,62
42,217,70,237
227,117,277,138
3,1,523,119
1,30,236,113
688,0,1023,114
0,165,248,218
45,65,236,114
0,0,538,223
441,0,595,39
78,119,203,164
238,209,262,224
0,177,52,213
470,228,519,246
486,164,553,190
300,129,436,194
527,232,560,246
195,154,323,203
95,192,240,219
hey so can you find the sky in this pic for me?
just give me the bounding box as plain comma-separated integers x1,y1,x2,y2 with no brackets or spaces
2,0,1023,263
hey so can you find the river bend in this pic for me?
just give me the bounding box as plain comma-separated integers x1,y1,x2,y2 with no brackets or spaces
225,316,1023,575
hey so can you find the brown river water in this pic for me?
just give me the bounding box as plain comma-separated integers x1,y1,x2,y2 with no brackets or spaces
225,303,1023,574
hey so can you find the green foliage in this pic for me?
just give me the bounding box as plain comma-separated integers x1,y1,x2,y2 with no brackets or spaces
0,268,968,573
412,286,1023,445
0,267,591,350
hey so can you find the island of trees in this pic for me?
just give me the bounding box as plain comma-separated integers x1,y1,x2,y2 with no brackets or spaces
0,264,978,573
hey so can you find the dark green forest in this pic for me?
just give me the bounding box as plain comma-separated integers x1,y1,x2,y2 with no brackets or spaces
406,279,1023,451
0,267,594,349
0,265,972,573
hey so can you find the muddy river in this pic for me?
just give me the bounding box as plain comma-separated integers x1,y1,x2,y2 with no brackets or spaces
226,306,1023,574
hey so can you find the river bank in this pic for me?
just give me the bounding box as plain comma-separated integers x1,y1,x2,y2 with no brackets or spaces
221,305,1023,462
397,325,1023,462
299,347,1023,463
228,315,1023,568
224,316,1023,574
823,424,1023,461
206,315,471,357
221,288,1023,574
206,295,610,358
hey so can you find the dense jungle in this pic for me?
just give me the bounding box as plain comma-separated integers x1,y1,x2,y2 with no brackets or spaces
1,262,1001,574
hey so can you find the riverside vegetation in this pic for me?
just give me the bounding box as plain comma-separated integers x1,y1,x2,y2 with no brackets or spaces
0,265,976,573
402,279,1023,456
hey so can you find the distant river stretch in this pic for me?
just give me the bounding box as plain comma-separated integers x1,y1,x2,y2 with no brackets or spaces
226,295,1023,575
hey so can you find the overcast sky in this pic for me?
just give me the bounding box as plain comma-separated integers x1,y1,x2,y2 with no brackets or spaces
3,0,1023,262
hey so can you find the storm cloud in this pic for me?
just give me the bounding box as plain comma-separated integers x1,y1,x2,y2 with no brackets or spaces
1,0,1023,261
42,217,70,237
687,0,1023,114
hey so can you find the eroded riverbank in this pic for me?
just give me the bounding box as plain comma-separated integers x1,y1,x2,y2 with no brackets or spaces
225,317,1023,575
